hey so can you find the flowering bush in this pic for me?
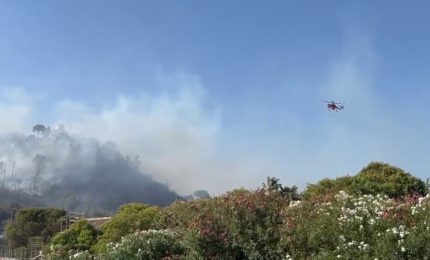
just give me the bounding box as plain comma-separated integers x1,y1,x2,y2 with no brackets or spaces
281,190,430,259
74,188,430,259
41,168,430,259
47,250,92,260
103,229,184,260
157,178,295,259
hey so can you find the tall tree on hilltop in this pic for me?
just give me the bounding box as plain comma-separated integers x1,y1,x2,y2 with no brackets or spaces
32,124,47,138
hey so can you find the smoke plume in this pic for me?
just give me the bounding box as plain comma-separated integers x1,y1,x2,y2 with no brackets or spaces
0,128,180,215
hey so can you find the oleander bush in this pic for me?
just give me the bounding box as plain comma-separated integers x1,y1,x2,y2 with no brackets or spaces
155,178,298,259
102,229,184,260
41,162,430,259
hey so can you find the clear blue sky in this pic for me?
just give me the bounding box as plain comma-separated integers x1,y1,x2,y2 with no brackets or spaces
0,1,429,193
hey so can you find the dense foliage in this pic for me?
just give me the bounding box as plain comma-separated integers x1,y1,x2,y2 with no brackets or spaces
155,178,298,259
4,162,430,259
4,208,66,249
303,162,425,200
353,162,426,198
278,191,430,259
48,219,98,258
93,203,159,252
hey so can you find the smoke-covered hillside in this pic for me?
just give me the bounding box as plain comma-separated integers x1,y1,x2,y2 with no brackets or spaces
0,125,180,215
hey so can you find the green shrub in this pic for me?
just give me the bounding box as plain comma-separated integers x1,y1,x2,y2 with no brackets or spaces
351,162,426,198
48,219,98,258
302,176,353,201
303,162,425,200
93,203,159,252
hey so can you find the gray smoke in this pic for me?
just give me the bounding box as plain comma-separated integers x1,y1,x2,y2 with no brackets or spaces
0,126,180,215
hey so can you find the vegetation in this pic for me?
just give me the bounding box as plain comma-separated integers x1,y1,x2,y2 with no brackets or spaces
352,162,426,198
4,208,66,249
103,229,184,259
48,219,98,258
4,161,430,259
155,178,296,259
193,190,211,199
93,203,160,252
303,162,425,200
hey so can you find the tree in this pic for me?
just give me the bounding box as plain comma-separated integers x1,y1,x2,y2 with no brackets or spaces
32,124,47,138
193,190,211,199
263,176,300,200
4,208,66,249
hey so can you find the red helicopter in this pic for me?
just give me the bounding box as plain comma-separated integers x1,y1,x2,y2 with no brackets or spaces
323,100,344,112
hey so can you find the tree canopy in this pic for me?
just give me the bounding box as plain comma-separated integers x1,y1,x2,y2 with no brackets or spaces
303,162,426,200
4,207,66,249
32,124,47,137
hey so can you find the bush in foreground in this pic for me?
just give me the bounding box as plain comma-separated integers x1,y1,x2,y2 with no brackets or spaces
93,203,159,253
156,178,297,259
103,229,184,260
47,219,98,258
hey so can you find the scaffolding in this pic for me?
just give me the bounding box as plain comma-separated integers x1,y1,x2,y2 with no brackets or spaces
0,211,85,259
60,211,85,232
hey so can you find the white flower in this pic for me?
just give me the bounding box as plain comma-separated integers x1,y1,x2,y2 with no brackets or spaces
347,241,356,246
290,200,301,207
401,247,406,252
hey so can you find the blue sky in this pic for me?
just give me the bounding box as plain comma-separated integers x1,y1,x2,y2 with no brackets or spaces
0,1,430,193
